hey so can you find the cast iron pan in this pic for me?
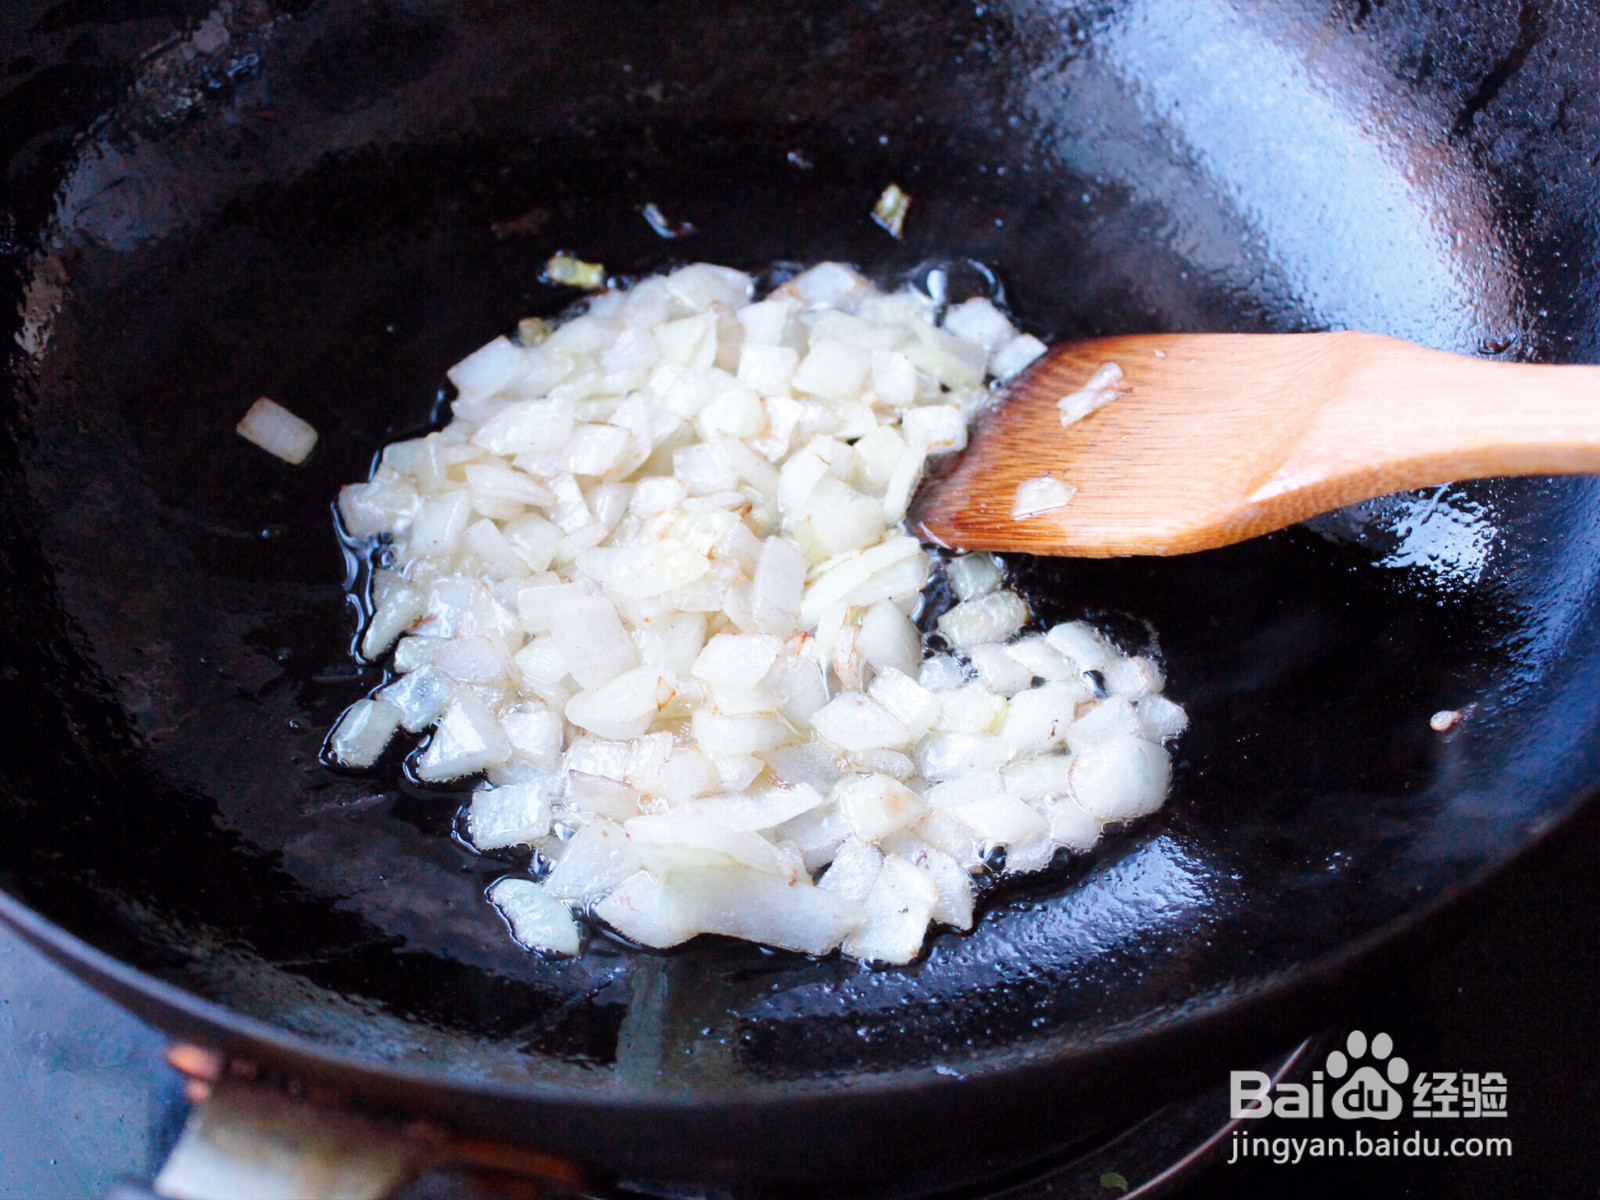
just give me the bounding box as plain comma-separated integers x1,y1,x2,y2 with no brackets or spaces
2,0,1599,1191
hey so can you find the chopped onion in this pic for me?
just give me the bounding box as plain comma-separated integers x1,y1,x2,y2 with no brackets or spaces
487,878,581,955
841,854,936,963
544,254,606,289
415,691,513,782
991,333,1048,380
329,261,1185,964
469,779,556,849
946,553,1003,601
936,589,1030,650
943,298,1016,353
328,698,402,768
871,183,911,239
835,772,927,842
1057,361,1124,428
237,397,318,464
1069,736,1171,822
812,693,913,752
654,865,863,956
1012,476,1077,519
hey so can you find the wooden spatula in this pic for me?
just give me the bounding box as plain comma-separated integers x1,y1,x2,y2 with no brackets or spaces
909,331,1600,557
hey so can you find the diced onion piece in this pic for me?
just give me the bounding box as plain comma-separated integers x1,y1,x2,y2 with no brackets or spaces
408,492,473,559
909,321,986,389
692,633,783,689
1069,736,1171,821
1004,635,1082,684
1002,682,1081,753
500,702,564,770
901,405,967,454
935,684,1007,735
1066,696,1142,753
362,582,424,661
871,182,911,238
1057,362,1124,427
1002,754,1073,799
469,779,556,849
691,710,794,756
799,536,925,628
842,854,936,963
937,793,1048,845
627,813,801,879
936,590,1029,650
947,553,1003,601
415,691,513,782
542,818,642,905
545,254,606,288
487,878,581,955
917,809,984,873
1041,796,1101,852
751,536,806,637
918,655,968,692
654,866,864,956
547,587,638,691
812,693,913,751
593,872,692,948
738,343,799,396
516,317,553,346
990,333,1047,380
1004,835,1056,874
376,664,455,732
868,668,941,741
1138,694,1190,741
793,339,872,401
763,655,829,725
880,833,975,930
1012,476,1077,519
834,772,927,842
566,667,676,741
1044,621,1119,673
472,399,575,456
565,764,639,814
328,699,402,768
942,298,1016,353
968,644,1035,697
237,397,318,464
673,783,828,832
738,298,798,346
817,838,885,902
448,336,524,398
1104,655,1165,699
781,262,872,309
919,732,1013,779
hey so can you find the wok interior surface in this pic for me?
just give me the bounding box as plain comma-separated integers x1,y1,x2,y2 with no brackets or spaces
3,0,1600,1185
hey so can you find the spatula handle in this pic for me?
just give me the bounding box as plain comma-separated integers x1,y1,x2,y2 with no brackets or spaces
1253,334,1600,506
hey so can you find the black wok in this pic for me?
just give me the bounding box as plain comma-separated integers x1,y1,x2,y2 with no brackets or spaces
3,0,1599,1192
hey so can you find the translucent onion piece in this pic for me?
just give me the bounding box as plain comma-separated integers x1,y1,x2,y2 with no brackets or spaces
237,397,318,464
487,878,581,955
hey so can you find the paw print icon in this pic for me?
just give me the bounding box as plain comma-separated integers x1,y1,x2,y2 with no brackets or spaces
1328,1030,1409,1120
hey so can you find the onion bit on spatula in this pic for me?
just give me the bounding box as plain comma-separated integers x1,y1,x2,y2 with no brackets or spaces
910,331,1600,557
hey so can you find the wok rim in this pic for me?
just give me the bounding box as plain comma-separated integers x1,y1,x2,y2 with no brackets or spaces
1,777,1591,1124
